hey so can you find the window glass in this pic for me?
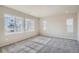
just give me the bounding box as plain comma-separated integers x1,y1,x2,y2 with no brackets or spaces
25,19,35,32
66,17,73,32
42,20,47,31
15,17,23,32
4,14,23,35
5,14,15,34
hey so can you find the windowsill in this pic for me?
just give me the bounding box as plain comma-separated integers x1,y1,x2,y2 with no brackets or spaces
5,31,35,35
5,32,23,35
25,30,35,32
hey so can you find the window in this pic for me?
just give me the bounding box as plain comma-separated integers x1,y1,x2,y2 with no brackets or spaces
66,17,73,32
4,14,23,35
25,19,35,32
42,20,47,31
15,17,23,32
4,14,15,34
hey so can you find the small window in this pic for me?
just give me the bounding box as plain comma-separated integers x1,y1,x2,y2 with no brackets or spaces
66,17,73,32
42,20,47,31
25,19,35,32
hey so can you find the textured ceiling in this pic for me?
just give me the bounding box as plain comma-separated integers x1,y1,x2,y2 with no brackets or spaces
4,5,79,18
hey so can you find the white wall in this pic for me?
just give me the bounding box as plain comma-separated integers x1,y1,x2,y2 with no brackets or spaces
0,6,5,47
40,13,77,40
77,13,79,41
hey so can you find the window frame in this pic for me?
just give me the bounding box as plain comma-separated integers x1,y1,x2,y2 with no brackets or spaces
25,19,35,32
4,14,24,35
42,20,47,31
66,17,73,33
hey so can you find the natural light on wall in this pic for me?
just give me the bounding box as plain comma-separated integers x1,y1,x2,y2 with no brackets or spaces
66,16,73,33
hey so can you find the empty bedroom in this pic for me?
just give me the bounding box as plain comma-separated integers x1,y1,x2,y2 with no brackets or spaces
0,5,79,53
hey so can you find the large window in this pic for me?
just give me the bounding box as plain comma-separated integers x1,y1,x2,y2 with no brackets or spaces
66,17,73,33
25,19,35,32
42,20,47,31
4,14,35,35
4,14,23,35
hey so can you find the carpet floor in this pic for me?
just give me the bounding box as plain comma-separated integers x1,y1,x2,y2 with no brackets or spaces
1,36,79,53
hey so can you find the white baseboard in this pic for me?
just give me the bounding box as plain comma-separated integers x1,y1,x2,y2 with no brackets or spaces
40,33,77,40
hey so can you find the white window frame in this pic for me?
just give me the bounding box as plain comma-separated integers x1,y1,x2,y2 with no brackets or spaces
4,14,24,35
42,20,47,31
25,19,35,32
66,17,73,33
15,16,24,33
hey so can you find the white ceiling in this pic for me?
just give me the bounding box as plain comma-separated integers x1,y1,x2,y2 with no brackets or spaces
4,5,79,18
